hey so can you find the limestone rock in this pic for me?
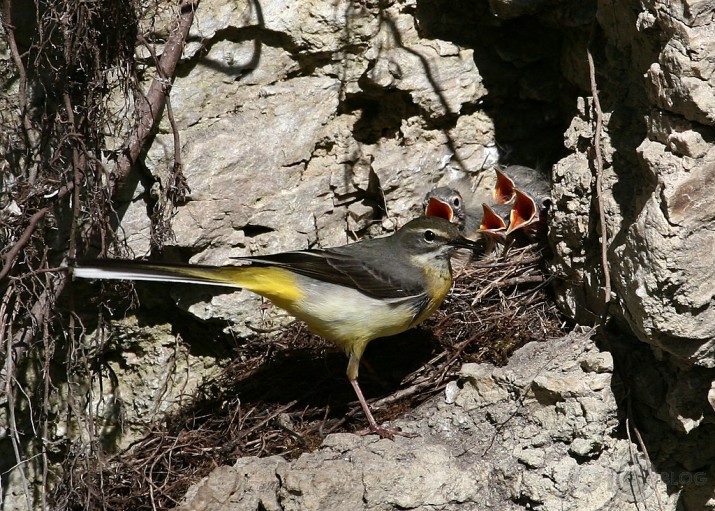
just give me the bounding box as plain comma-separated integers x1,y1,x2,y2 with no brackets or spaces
95,1,715,508
366,41,486,119
550,0,715,370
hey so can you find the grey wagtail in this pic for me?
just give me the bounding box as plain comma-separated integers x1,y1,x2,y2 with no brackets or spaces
507,188,545,236
494,165,549,206
424,186,515,242
423,187,487,266
494,167,517,205
480,203,510,244
71,216,479,438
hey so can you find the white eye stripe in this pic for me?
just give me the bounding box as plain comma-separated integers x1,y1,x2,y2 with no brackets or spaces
421,228,453,243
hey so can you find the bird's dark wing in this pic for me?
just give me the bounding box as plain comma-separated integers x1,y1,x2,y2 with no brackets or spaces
236,248,425,300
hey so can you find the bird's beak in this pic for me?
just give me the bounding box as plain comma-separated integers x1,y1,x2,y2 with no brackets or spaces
506,189,537,235
479,203,507,232
425,197,454,222
449,234,481,250
478,204,508,243
493,167,516,204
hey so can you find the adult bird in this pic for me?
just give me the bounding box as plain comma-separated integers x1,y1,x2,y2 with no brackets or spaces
71,216,479,438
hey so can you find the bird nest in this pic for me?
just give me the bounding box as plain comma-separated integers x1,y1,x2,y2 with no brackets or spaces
54,243,566,510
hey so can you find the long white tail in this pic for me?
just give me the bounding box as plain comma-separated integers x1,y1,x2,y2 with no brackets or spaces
70,259,245,288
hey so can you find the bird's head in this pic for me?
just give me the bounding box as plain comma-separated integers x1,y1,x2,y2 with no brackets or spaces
423,187,466,228
396,216,478,261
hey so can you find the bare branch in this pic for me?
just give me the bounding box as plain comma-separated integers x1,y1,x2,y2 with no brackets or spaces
114,0,199,196
1,0,36,182
0,192,70,282
586,42,611,310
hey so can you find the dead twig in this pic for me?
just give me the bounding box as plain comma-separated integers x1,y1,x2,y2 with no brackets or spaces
586,36,611,312
0,186,72,281
632,424,665,511
3,288,32,511
1,2,201,509
115,0,199,196
1,0,36,182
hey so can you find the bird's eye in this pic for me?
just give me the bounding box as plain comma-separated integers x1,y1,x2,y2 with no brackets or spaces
452,197,461,207
424,229,436,242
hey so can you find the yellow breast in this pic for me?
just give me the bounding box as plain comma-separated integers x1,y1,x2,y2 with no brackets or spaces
410,259,453,328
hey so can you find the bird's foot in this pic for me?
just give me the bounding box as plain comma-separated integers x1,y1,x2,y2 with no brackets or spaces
349,378,418,440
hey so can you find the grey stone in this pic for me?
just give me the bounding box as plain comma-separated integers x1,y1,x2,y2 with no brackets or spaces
580,351,614,374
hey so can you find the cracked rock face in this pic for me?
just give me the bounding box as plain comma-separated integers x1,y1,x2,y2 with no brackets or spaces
549,0,715,366
546,2,715,487
97,0,715,507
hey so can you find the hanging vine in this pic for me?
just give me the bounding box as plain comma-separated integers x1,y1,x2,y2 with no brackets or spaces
0,0,198,508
